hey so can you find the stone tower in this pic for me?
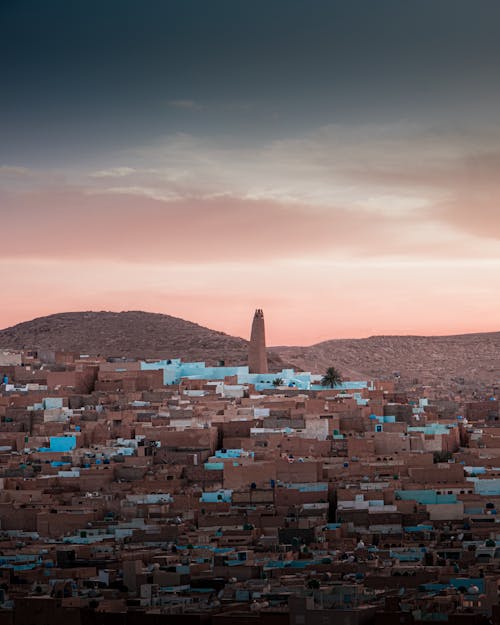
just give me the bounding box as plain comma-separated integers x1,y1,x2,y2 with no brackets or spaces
248,309,268,373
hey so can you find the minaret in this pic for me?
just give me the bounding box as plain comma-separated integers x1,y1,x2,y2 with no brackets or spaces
248,309,268,373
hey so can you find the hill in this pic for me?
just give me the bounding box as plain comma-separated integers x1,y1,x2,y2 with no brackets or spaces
273,332,500,387
0,311,252,364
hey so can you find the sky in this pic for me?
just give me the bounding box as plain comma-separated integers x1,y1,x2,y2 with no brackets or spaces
1,0,500,345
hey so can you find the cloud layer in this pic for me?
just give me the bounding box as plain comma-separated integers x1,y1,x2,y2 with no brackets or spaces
2,122,500,342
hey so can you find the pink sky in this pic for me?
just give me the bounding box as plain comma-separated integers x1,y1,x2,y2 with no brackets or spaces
1,256,499,346
2,124,500,346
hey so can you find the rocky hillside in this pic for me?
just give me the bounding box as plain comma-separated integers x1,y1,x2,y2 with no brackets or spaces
273,333,500,387
0,311,253,364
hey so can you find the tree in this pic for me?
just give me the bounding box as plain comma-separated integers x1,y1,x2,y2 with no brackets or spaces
272,377,284,387
321,367,342,389
307,578,320,589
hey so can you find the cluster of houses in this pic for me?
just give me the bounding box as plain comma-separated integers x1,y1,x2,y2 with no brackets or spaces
0,347,499,624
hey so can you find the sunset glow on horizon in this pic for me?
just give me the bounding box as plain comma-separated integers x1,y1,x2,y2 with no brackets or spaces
2,1,500,346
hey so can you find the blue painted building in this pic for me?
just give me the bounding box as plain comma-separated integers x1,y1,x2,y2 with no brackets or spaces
141,359,371,393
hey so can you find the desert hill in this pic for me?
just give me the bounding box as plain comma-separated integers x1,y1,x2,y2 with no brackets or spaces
273,332,500,387
0,311,251,364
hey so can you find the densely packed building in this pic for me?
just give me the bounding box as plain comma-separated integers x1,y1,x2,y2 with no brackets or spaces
0,345,499,625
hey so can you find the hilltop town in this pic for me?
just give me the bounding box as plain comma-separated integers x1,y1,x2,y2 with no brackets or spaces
0,310,499,625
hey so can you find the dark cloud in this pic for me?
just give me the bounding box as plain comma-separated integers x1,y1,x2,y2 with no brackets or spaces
2,1,500,164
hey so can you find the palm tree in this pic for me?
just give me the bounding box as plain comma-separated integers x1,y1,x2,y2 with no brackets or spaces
272,377,284,387
321,366,342,389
